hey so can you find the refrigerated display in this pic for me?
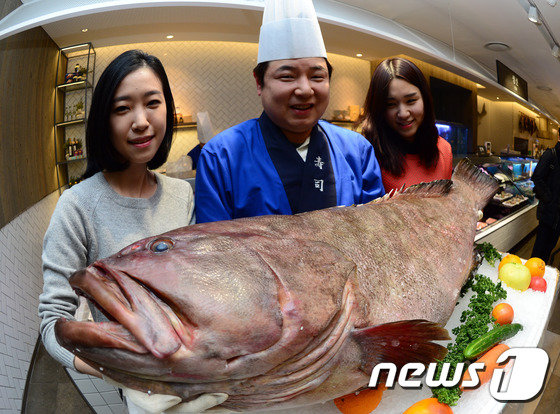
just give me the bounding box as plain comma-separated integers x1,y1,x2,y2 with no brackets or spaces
436,121,470,157
467,156,538,252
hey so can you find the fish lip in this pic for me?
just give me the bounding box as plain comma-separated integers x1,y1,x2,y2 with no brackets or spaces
55,317,149,355
68,263,182,359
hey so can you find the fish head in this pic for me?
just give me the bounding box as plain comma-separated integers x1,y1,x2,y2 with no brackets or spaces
55,225,357,385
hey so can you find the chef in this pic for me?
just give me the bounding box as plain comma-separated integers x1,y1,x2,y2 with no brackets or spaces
195,0,385,223
186,111,214,170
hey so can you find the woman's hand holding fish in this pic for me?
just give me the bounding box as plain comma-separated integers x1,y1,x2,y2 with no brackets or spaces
74,357,102,378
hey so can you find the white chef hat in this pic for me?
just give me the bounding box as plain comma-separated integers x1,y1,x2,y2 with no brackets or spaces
257,0,327,64
196,111,215,144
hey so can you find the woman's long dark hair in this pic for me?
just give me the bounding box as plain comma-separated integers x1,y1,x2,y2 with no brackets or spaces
358,57,439,177
83,50,175,179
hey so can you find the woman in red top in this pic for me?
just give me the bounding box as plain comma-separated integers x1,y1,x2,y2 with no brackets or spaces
359,57,452,193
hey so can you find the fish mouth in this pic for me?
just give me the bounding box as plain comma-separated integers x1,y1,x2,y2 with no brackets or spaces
56,263,185,360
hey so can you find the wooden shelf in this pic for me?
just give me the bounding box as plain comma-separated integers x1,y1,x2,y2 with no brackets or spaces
174,122,197,129
57,156,87,166
56,118,85,127
60,43,92,56
56,80,92,92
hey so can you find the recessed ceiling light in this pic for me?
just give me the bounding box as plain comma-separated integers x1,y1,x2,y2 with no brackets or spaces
166,35,174,39
496,97,500,100
484,42,510,52
537,85,552,91
81,28,88,32
547,0,557,7
356,53,363,57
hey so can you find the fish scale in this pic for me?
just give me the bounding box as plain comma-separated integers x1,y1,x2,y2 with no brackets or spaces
55,158,498,411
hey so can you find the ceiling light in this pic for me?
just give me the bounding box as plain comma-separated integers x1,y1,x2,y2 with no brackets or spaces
537,85,552,91
484,42,510,51
356,53,363,57
547,0,557,6
528,6,539,23
166,35,174,39
553,44,560,57
81,28,88,32
496,97,500,100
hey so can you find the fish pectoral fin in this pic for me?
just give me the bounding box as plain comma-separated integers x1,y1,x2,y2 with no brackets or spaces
352,319,450,374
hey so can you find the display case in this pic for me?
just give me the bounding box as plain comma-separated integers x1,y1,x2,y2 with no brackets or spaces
468,156,538,252
478,158,534,223
436,121,471,157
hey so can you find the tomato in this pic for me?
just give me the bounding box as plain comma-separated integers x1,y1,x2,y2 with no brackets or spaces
403,398,453,414
492,303,514,325
529,276,547,292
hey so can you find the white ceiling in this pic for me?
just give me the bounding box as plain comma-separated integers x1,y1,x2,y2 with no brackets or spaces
4,0,560,125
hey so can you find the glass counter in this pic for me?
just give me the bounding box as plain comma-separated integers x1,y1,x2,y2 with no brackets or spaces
470,156,537,232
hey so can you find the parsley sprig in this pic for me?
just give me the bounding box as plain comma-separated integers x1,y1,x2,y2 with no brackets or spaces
432,273,507,405
478,242,502,267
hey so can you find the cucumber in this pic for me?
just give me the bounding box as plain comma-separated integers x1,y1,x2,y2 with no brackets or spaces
463,323,523,359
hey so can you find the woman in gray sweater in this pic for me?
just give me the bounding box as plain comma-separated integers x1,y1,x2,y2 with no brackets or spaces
39,50,195,377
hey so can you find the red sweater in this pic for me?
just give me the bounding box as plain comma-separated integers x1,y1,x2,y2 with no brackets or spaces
381,137,453,193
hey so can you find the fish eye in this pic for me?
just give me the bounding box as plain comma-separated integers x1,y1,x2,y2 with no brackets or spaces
150,238,174,253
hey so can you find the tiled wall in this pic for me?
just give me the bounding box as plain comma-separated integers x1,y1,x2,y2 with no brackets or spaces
67,369,125,414
0,191,127,414
93,41,371,164
0,191,59,412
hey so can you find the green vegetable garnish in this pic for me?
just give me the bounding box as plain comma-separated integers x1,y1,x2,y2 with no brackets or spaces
478,242,502,267
432,273,507,406
463,323,522,359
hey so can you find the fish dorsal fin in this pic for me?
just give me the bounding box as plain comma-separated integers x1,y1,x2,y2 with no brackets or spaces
455,158,500,210
352,319,450,374
371,186,404,203
401,180,452,197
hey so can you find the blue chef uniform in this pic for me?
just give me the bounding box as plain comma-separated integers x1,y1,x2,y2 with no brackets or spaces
195,112,385,223
187,144,202,170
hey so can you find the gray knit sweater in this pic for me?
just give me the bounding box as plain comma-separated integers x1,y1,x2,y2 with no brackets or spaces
39,172,195,369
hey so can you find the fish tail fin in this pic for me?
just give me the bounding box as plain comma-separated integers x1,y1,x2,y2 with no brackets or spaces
352,319,450,375
453,158,499,210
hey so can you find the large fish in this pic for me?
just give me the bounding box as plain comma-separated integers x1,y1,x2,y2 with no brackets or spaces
55,159,498,411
